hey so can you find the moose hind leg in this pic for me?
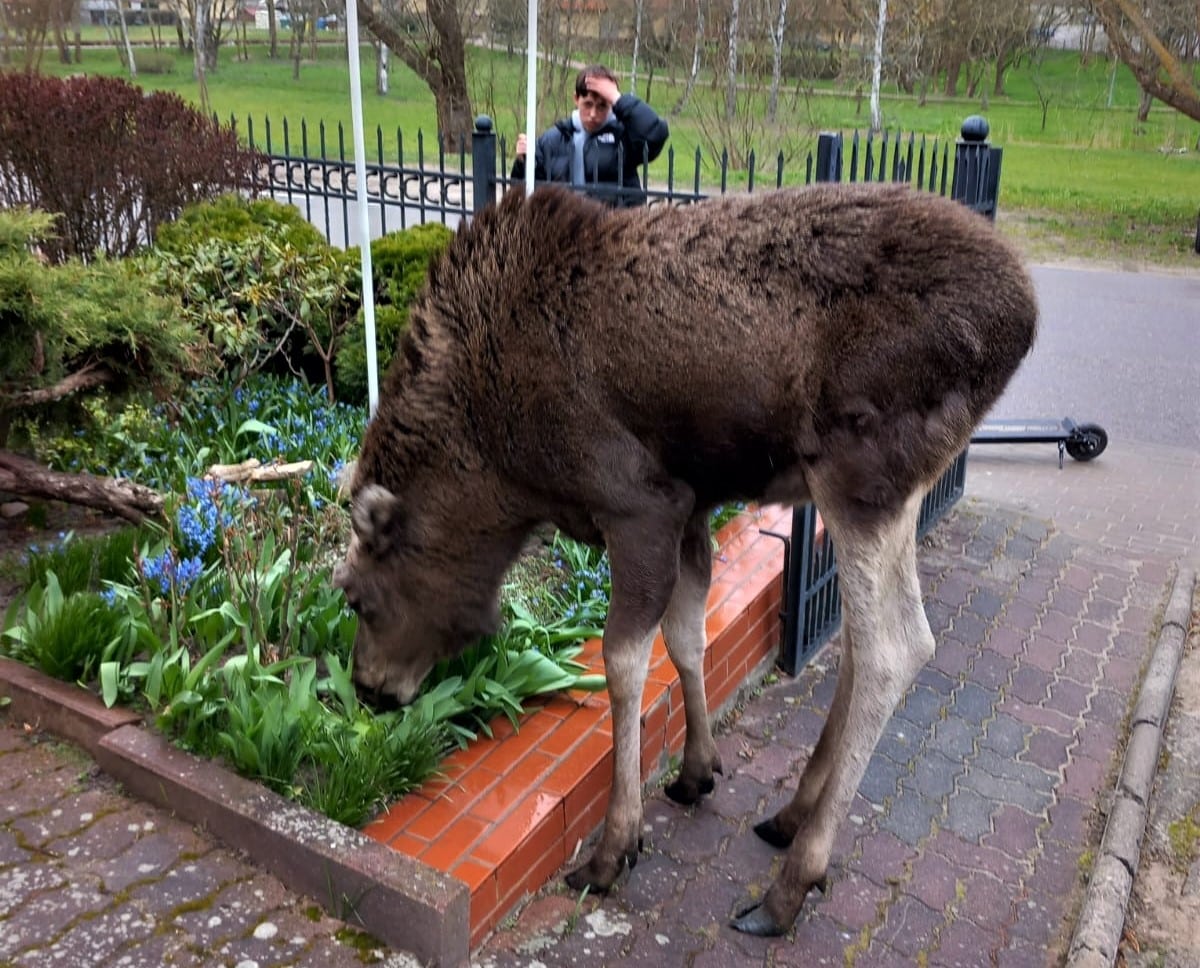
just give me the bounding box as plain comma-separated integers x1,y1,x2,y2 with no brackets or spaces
734,491,934,936
661,511,722,806
755,630,855,849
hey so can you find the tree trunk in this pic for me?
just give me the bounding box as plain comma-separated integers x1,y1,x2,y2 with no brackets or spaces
767,0,788,122
993,48,1010,96
943,55,962,97
869,0,886,133
0,451,164,525
673,0,705,115
117,0,137,78
1137,87,1153,122
630,0,644,94
1092,0,1200,123
724,0,740,121
355,0,474,152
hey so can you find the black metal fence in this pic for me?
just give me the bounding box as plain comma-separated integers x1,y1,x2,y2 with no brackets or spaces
242,113,1000,676
243,114,1002,246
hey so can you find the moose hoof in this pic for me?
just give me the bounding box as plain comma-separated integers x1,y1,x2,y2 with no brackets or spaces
565,842,641,894
731,901,788,937
753,816,795,849
665,774,715,806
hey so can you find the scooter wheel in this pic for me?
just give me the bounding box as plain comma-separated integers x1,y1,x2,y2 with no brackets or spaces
1065,424,1107,462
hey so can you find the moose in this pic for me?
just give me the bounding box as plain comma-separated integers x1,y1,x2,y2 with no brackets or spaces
334,183,1037,936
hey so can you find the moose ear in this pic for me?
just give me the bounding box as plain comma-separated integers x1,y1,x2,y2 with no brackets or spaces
351,484,404,557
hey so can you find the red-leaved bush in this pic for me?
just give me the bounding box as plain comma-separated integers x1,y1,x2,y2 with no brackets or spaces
0,72,262,263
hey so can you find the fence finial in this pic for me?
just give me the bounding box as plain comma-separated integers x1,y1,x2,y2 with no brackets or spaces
961,115,990,143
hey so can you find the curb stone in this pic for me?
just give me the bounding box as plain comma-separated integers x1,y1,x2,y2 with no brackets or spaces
0,658,470,967
0,656,140,756
1065,566,1197,968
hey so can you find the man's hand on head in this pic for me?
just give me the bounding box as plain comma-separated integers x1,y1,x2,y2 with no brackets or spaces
586,77,620,109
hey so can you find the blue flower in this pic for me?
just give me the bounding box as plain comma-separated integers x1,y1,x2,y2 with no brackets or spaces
140,550,203,597
176,555,204,591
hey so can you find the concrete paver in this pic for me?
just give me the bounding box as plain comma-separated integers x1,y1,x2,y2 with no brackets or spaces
0,722,419,967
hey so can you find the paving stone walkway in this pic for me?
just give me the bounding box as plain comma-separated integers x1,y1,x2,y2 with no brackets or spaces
0,722,419,967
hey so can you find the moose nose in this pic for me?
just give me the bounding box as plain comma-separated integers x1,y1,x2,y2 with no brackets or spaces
353,678,402,712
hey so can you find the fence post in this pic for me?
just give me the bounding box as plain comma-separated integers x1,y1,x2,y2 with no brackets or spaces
471,115,497,215
779,130,843,672
951,115,1003,220
815,132,843,183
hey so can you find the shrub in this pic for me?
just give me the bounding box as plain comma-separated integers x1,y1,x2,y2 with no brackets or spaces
0,73,261,263
335,223,453,404
155,194,326,256
151,195,357,393
133,51,177,74
0,208,210,447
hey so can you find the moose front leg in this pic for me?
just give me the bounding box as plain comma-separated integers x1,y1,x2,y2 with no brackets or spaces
754,630,855,849
565,621,659,891
565,503,687,893
661,510,723,805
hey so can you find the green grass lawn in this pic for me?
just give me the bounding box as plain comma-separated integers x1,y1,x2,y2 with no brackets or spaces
25,40,1200,267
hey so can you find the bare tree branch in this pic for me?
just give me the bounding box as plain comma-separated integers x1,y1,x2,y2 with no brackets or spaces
1090,0,1200,122
4,362,115,408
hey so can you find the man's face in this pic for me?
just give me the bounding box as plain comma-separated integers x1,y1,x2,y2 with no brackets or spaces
574,90,612,134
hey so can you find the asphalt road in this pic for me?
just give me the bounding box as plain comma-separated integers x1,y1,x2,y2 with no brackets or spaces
986,265,1200,454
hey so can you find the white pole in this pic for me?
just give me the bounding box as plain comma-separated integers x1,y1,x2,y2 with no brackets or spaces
346,0,380,416
524,0,538,197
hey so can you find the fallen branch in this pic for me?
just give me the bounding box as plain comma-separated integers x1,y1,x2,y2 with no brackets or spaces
0,451,165,525
206,458,315,484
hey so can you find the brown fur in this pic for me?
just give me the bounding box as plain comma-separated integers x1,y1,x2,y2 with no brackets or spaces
336,183,1037,936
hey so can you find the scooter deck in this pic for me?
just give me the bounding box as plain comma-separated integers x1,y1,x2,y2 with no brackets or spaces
970,417,1077,444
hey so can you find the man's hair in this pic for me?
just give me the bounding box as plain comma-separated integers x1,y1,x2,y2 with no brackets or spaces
575,65,618,99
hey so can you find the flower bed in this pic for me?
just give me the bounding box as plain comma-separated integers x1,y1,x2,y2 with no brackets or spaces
0,376,614,828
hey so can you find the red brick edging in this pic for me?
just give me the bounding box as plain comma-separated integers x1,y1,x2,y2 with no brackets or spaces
363,505,791,946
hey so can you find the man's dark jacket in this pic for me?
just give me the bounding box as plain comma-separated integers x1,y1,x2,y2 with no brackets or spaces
510,94,669,207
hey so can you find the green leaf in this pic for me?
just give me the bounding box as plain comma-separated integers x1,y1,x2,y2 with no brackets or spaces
183,639,231,692
100,661,120,707
234,418,276,439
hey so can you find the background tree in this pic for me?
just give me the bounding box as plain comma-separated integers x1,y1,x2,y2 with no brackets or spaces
355,0,474,151
46,0,80,65
673,0,708,113
0,0,53,69
767,0,790,121
1090,0,1200,124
